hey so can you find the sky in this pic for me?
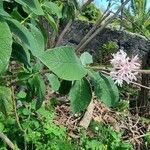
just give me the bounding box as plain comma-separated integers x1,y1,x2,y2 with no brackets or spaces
94,0,150,10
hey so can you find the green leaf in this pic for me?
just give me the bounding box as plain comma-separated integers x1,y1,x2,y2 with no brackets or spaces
15,0,44,15
89,71,119,107
80,52,93,66
12,42,30,67
42,1,61,18
36,21,48,46
0,19,12,74
28,23,45,51
22,108,31,116
32,63,43,73
58,80,72,95
69,78,92,112
18,72,31,81
46,73,60,91
0,122,4,132
39,46,87,80
6,19,41,57
0,1,2,8
0,86,12,116
17,91,27,99
11,8,24,21
45,14,58,33
29,75,46,110
0,7,10,17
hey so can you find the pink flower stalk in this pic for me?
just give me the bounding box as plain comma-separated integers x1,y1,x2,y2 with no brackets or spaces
110,49,141,86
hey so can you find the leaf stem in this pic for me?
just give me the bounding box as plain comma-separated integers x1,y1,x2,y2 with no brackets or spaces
87,66,150,74
11,86,27,150
21,13,32,25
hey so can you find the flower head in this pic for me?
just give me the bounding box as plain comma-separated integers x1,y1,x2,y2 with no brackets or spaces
110,49,141,86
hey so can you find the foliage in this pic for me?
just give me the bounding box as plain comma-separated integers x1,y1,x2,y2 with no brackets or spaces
69,78,92,112
46,73,60,91
0,19,12,74
0,103,134,150
0,0,148,149
79,3,101,22
39,46,87,80
118,0,150,38
0,103,78,150
0,0,119,114
78,122,133,150
62,0,79,20
98,41,119,65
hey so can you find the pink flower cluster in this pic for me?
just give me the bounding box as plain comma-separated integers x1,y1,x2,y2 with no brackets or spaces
110,50,141,86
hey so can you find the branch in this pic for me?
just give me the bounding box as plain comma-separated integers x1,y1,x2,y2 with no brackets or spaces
88,66,150,75
87,66,150,90
75,1,113,52
76,0,130,53
80,0,94,11
55,0,94,46
75,11,111,52
136,69,150,74
0,133,15,150
131,81,150,90
55,20,72,46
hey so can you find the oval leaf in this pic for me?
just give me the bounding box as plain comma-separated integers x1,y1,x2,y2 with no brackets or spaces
12,42,30,67
45,14,58,33
80,52,93,66
69,78,92,113
39,46,87,80
0,19,12,74
46,73,60,91
28,75,46,110
0,8,10,17
58,80,72,95
15,0,44,15
42,2,61,18
6,19,41,57
28,23,45,51
89,71,119,107
0,86,12,116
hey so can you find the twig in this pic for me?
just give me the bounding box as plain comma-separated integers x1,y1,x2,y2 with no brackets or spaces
12,87,24,132
88,66,150,75
55,20,72,46
76,11,111,52
11,87,27,150
76,0,130,53
76,0,113,51
55,0,93,46
135,69,150,74
86,66,110,71
130,134,148,141
0,133,15,150
88,66,150,90
131,81,150,90
21,13,32,25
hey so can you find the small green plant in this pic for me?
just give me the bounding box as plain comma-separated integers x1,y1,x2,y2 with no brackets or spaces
78,122,133,150
98,41,119,65
0,101,79,150
79,3,101,22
